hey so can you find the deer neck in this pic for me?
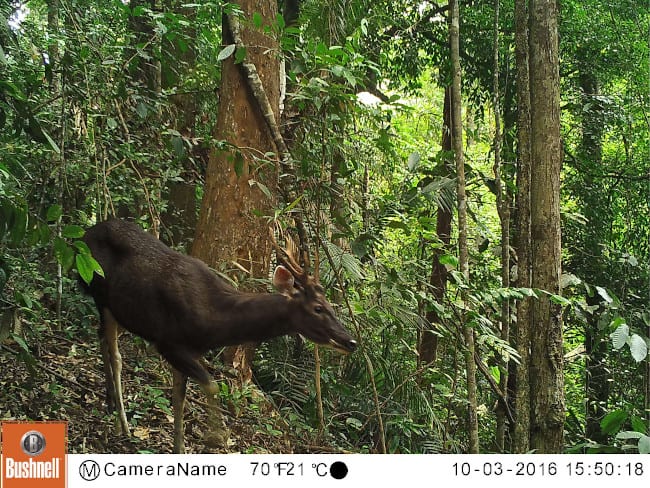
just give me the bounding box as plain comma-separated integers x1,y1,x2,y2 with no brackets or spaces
208,292,296,346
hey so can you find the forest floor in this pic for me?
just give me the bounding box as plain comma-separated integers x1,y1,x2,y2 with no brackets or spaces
0,320,330,454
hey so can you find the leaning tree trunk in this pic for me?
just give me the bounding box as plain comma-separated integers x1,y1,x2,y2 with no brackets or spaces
528,0,565,453
192,0,280,384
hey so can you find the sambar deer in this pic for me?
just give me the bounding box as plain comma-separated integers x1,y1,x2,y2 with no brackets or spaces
81,218,357,453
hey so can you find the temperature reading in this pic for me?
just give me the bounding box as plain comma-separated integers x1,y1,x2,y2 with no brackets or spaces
250,462,303,476
248,461,348,479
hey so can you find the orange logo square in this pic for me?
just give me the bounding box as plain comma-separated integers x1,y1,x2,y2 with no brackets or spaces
1,421,67,488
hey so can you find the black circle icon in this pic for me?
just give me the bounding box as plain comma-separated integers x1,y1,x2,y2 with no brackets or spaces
330,461,348,480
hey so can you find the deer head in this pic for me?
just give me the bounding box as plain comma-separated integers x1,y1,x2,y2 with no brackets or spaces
270,229,357,354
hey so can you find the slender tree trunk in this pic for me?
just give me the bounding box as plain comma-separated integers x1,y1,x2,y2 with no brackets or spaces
419,87,453,365
528,0,565,453
450,0,479,454
513,0,533,454
492,0,511,452
192,0,280,384
577,71,610,443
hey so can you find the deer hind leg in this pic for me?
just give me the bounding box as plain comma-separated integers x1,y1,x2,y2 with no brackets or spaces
172,368,188,454
158,345,230,452
100,308,130,435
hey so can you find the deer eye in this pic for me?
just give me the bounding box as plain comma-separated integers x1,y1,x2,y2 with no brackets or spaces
314,305,324,314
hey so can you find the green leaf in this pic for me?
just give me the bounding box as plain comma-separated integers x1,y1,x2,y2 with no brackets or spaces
631,415,647,434
489,366,500,383
275,13,285,30
639,435,650,454
73,240,92,255
53,237,74,271
252,12,263,28
217,44,236,62
407,152,420,172
610,323,629,350
233,152,244,177
345,417,363,430
62,225,85,238
615,431,642,440
548,293,571,306
596,286,612,303
136,102,149,118
12,334,30,353
41,128,61,154
600,409,627,435
46,204,62,222
251,180,271,199
438,254,458,267
629,334,648,362
76,253,103,284
234,47,247,64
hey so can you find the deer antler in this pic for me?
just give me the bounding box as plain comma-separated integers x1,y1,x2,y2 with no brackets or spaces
269,227,308,282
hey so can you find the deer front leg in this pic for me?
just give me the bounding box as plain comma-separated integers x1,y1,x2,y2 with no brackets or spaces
102,309,130,435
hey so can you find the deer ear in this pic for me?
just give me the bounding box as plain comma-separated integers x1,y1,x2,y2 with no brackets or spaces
273,265,295,293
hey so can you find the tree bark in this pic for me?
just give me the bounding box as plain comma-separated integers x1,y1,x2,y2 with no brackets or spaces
492,0,511,452
513,0,533,454
192,0,280,384
450,0,479,454
528,0,565,453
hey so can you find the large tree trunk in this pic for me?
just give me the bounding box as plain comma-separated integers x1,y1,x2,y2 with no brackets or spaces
528,0,565,453
513,0,533,454
192,0,280,384
450,0,479,454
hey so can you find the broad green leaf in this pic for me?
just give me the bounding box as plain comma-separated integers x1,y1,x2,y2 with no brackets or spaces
76,253,103,284
345,417,363,430
53,237,74,270
62,224,85,238
46,204,62,222
600,409,627,435
12,334,30,352
489,365,500,383
631,415,647,434
73,240,92,255
629,334,648,362
615,431,642,440
438,254,458,267
217,44,236,62
252,12,263,28
548,293,571,306
610,323,629,350
639,435,650,454
407,151,420,172
275,13,285,30
136,102,149,118
234,47,247,64
596,286,612,303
